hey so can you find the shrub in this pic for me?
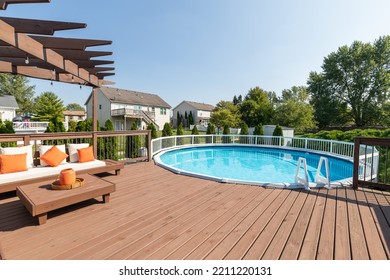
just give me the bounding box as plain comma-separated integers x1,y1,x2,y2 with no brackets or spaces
222,125,230,144
146,123,158,139
192,125,200,144
177,123,184,145
162,122,173,137
206,123,216,143
272,124,283,145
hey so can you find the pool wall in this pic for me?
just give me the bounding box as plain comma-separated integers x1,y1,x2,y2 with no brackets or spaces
153,143,357,189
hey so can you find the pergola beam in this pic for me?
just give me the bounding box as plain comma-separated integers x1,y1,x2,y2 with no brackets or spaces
0,17,86,35
0,18,105,87
0,0,50,10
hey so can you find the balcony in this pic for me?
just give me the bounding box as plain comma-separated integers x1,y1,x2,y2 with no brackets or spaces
13,121,69,133
111,108,155,119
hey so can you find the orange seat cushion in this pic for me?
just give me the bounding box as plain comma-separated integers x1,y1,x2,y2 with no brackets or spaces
0,153,28,174
77,146,95,163
40,145,69,167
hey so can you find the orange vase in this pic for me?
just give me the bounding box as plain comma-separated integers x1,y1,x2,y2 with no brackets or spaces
59,168,76,185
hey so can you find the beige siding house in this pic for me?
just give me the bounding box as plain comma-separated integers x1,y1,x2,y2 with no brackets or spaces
85,87,171,131
172,100,214,128
63,111,87,123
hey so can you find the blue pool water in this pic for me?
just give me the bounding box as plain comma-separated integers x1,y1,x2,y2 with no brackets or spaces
155,146,353,185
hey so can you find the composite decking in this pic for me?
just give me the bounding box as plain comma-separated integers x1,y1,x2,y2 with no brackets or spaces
0,162,389,260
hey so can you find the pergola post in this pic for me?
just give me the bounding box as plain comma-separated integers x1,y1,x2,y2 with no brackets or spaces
92,87,98,157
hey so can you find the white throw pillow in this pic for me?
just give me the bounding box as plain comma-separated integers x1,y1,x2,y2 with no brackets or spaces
0,145,34,168
39,144,67,167
68,143,90,163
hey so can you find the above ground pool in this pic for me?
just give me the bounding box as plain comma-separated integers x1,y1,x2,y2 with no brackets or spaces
153,145,354,188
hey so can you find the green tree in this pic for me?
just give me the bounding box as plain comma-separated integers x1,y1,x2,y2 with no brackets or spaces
147,123,158,139
66,103,85,112
272,86,317,133
308,36,390,127
101,119,118,160
67,120,77,132
240,87,274,127
210,109,236,133
222,124,230,144
307,72,350,128
253,123,264,135
162,122,173,137
34,92,65,122
206,123,216,143
127,122,141,158
253,123,264,144
191,125,200,144
0,120,15,134
213,100,241,126
272,124,283,145
176,123,184,145
239,122,249,144
188,111,194,126
0,74,35,115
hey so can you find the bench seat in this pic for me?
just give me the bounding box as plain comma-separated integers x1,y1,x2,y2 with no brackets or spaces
0,159,123,194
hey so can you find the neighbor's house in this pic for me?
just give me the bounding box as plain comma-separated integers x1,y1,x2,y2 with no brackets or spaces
63,110,87,123
85,87,171,131
172,100,214,128
0,95,18,122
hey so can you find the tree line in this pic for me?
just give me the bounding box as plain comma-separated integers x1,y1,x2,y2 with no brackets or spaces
210,35,390,133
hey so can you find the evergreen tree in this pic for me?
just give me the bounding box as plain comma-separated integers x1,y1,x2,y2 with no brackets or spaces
191,124,200,144
206,123,216,143
34,92,65,122
253,123,264,144
176,123,184,145
222,124,230,144
272,124,284,145
67,120,77,132
162,122,173,137
188,111,194,125
147,123,158,139
240,122,249,144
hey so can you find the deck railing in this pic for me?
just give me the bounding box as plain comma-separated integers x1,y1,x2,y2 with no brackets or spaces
353,137,389,190
0,130,152,162
151,135,357,159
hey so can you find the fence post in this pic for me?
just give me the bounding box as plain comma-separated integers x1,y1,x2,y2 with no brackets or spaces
352,137,361,189
92,132,98,158
23,135,31,146
147,130,152,161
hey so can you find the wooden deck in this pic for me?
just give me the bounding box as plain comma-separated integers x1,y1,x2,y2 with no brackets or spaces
0,162,389,260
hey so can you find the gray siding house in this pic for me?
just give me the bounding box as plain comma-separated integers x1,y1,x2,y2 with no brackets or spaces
85,87,171,131
172,100,214,128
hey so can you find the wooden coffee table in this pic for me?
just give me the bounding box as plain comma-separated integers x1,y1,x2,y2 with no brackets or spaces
16,173,115,225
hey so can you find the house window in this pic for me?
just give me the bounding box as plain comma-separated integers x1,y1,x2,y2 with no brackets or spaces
152,107,155,112
134,105,142,110
160,108,167,115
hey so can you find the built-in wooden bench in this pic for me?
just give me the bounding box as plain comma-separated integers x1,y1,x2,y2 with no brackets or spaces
0,159,123,194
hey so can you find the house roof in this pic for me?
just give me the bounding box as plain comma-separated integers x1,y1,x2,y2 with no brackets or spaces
63,110,86,116
95,87,171,109
0,95,18,109
174,100,214,111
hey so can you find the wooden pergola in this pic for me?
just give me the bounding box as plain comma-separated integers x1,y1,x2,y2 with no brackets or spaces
0,0,115,139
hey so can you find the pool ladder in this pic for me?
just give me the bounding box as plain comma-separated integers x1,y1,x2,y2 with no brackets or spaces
295,157,332,190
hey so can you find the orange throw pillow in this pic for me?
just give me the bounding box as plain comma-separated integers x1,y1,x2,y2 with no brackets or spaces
0,153,28,174
77,146,95,163
40,145,68,167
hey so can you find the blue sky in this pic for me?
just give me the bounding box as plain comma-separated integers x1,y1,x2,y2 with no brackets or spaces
3,0,390,108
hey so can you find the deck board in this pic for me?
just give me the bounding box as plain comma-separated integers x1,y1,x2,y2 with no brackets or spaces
0,162,389,260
